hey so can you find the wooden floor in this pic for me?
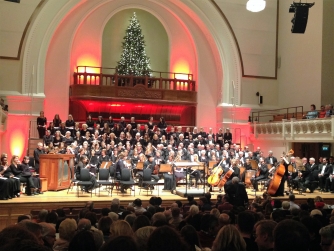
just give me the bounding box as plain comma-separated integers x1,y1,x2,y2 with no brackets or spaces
0,185,333,231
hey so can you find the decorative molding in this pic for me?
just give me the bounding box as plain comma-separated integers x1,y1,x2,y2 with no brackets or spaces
0,0,45,60
117,86,162,99
210,0,279,79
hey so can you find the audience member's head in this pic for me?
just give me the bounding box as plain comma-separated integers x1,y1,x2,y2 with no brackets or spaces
237,211,256,235
101,208,111,216
151,212,166,226
212,225,246,251
147,226,188,251
189,205,199,216
200,214,219,236
133,215,151,232
135,226,156,251
319,224,334,250
85,201,94,211
39,222,56,248
17,215,30,223
38,209,49,223
77,218,91,232
180,225,202,251
18,220,44,245
218,213,230,227
0,225,39,248
254,220,277,251
45,212,58,225
98,216,112,236
210,208,220,219
100,236,138,251
58,218,77,241
108,212,119,222
84,212,98,227
125,214,136,227
274,219,310,251
68,230,96,251
110,220,134,238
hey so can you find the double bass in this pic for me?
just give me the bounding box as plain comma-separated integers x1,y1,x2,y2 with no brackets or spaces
267,150,294,196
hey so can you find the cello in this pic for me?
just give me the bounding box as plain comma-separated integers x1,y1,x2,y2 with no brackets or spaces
267,150,294,196
208,159,224,186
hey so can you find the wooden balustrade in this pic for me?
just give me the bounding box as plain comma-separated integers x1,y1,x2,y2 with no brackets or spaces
71,67,197,104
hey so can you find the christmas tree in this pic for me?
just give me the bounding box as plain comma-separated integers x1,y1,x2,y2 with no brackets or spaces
116,13,152,76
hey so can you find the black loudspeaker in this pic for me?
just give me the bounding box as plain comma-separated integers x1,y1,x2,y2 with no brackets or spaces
291,6,309,33
4,0,20,3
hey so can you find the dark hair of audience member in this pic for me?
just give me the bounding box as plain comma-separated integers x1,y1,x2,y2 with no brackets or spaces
212,225,246,251
38,210,48,223
100,236,138,251
300,203,309,211
0,225,39,248
271,210,285,223
237,211,256,234
273,200,282,209
120,210,132,220
98,216,112,236
274,219,310,251
0,239,51,251
17,215,30,223
200,214,219,235
307,198,315,211
101,208,111,216
147,225,189,251
175,200,183,208
125,214,136,227
149,197,157,206
45,211,58,225
300,216,322,241
68,230,96,251
56,208,66,218
133,215,151,232
155,197,162,206
79,208,90,219
180,225,202,251
84,212,98,227
204,192,212,203
264,203,273,215
146,206,156,217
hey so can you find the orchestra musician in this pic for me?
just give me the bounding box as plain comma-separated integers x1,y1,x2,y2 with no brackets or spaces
75,155,97,192
241,158,253,183
137,154,159,189
287,156,298,190
251,157,269,192
223,159,240,190
318,157,331,191
115,153,133,193
162,153,176,192
264,151,278,166
297,157,312,192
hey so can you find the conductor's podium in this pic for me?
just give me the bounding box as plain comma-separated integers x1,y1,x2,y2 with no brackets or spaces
39,154,75,191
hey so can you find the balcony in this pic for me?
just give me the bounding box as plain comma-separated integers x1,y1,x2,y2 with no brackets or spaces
70,66,197,105
251,116,334,142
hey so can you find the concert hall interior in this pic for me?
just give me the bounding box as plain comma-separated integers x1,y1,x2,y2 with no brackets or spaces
1,0,334,241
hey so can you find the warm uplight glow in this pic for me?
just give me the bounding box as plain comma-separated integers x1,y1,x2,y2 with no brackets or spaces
172,59,190,80
9,129,25,158
76,54,100,74
246,0,266,12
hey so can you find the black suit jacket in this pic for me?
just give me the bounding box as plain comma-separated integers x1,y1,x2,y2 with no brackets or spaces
265,157,277,165
225,182,248,207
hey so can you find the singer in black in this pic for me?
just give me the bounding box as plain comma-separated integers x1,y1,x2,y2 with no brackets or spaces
37,111,47,139
251,157,269,191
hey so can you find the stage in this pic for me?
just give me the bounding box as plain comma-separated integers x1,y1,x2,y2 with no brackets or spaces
0,184,333,231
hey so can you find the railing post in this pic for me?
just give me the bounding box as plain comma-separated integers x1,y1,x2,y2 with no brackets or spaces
291,118,296,140
282,119,287,139
145,76,148,88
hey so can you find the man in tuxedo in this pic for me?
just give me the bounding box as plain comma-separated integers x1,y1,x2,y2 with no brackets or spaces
115,153,133,193
318,157,331,191
34,142,45,174
298,157,317,192
265,151,277,166
251,157,269,191
225,177,248,207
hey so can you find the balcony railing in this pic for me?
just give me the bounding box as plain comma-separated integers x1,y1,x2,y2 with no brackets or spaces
73,66,196,92
251,116,334,140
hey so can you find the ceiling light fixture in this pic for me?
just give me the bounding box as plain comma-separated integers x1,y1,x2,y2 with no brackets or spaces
246,0,266,12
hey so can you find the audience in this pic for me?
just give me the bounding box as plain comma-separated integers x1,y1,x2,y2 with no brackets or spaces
1,194,334,251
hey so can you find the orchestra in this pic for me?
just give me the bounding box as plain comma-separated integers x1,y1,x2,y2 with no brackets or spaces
5,114,329,198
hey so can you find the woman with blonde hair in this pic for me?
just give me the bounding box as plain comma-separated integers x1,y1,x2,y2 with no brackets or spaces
211,225,246,251
110,220,134,239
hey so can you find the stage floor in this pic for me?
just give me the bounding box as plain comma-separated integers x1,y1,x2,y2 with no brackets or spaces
0,184,333,204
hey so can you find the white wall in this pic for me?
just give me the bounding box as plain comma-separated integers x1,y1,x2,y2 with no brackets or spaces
277,0,323,109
